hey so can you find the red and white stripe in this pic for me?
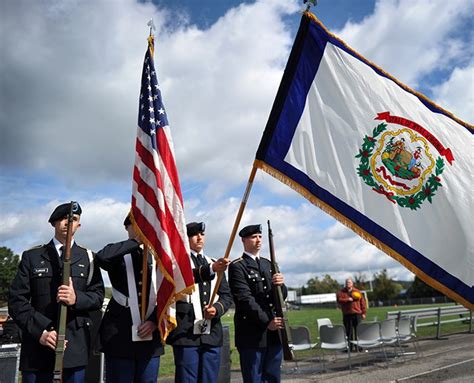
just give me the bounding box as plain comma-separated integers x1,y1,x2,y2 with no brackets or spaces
132,124,194,340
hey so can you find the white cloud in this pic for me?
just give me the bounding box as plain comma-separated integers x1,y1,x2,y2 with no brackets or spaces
0,0,299,190
1,198,130,254
336,0,474,89
161,0,299,187
77,199,131,249
432,63,474,124
1,0,160,184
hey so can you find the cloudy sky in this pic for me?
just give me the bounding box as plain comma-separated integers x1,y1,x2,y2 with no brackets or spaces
1,0,473,288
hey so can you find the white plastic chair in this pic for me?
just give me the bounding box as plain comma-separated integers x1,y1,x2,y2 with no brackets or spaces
289,326,318,370
380,319,404,361
319,324,352,372
397,317,421,356
410,316,422,356
351,322,388,366
317,317,333,332
316,317,333,343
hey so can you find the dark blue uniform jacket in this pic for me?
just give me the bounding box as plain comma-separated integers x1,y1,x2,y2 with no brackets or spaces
166,254,233,347
95,239,164,358
8,241,104,372
229,253,287,348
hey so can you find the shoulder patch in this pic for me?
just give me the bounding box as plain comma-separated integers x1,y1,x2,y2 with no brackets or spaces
231,257,244,264
25,244,46,251
76,244,94,254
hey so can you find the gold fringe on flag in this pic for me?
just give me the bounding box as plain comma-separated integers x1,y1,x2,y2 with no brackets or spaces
254,159,473,310
129,211,195,342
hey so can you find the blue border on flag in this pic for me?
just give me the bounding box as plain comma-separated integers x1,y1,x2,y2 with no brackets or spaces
257,16,473,304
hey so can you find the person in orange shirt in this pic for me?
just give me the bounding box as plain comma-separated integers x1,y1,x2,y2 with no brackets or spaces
336,278,366,351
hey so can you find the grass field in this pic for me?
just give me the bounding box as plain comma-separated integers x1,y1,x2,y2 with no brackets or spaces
158,303,472,378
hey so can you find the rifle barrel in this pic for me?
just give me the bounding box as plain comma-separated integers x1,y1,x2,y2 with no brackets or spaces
53,202,75,382
267,220,294,361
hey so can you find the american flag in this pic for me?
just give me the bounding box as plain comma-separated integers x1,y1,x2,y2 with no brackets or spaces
131,35,194,340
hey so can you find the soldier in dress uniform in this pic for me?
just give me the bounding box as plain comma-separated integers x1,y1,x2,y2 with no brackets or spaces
167,221,233,383
8,202,105,383
228,224,287,383
95,214,163,383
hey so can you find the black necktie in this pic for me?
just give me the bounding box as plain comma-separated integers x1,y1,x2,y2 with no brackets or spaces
256,257,262,273
198,253,206,266
59,245,64,259
194,253,204,267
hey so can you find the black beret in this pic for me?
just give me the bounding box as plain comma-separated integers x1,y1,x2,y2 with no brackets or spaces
238,224,262,238
123,214,132,226
48,202,82,224
186,222,205,237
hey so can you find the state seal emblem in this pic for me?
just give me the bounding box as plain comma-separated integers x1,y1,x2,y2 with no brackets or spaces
356,112,454,210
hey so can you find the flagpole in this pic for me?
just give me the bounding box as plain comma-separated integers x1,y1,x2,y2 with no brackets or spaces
208,164,258,306
139,18,156,323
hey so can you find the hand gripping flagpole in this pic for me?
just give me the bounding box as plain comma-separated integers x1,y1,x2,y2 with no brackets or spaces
208,164,258,306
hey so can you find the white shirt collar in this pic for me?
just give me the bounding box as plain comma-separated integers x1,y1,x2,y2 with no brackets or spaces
244,251,260,261
52,237,75,256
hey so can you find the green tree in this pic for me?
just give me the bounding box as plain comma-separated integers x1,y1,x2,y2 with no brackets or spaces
369,269,402,301
0,247,20,303
353,272,367,290
407,276,443,298
305,274,340,294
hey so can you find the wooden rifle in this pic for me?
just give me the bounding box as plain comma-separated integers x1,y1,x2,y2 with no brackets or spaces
53,202,75,382
267,220,294,361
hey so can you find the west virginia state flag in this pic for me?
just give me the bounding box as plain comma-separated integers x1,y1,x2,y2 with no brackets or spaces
255,12,473,309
